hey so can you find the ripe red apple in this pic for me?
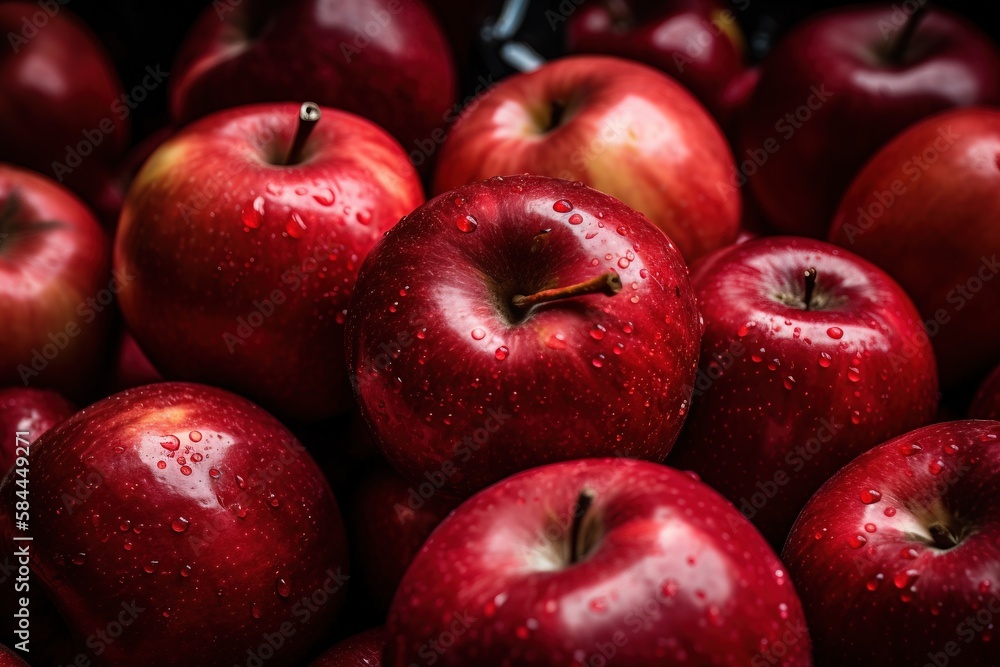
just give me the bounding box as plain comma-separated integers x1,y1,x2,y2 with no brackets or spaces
0,2,129,213
668,236,939,546
311,627,385,666
115,102,423,422
567,0,746,121
349,466,457,613
0,387,74,475
737,4,1000,237
0,644,27,667
829,107,1000,388
347,174,702,498
170,0,456,163
433,56,740,261
0,165,113,401
783,420,1000,666
387,458,811,665
0,382,349,667
970,364,1000,420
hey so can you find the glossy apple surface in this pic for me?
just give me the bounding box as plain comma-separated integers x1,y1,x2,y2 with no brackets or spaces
0,382,349,667
170,0,456,160
387,458,812,666
567,0,745,121
0,387,74,475
311,627,385,666
783,420,1000,666
970,364,1000,420
0,2,129,212
349,466,457,612
433,56,740,261
668,237,938,546
0,165,113,401
829,107,1000,388
738,5,1000,237
115,103,423,422
348,175,702,498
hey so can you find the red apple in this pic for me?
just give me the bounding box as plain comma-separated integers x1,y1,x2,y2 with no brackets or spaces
387,458,812,665
433,55,740,261
0,382,349,667
668,236,939,546
0,644,27,667
970,364,1000,420
0,2,129,213
567,0,746,122
170,0,456,163
115,102,423,422
311,627,386,666
0,164,113,401
0,387,74,475
737,4,1000,237
347,174,702,498
349,466,457,613
829,107,1000,388
783,420,1000,666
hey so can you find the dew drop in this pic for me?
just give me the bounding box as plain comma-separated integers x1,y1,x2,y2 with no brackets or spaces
157,460,167,470
456,214,477,233
71,553,86,566
251,603,262,619
818,352,832,368
312,189,335,206
866,574,884,591
568,213,583,225
189,431,202,443
471,328,486,341
495,346,508,361
865,523,877,533
884,507,897,517
592,355,605,368
827,327,844,339
144,561,159,574
180,465,193,476
546,334,567,350
171,517,190,533
285,212,307,238
209,468,221,479
241,196,265,229
590,326,606,341
276,578,291,598
159,435,180,452
928,460,943,475
553,199,573,213
860,489,882,504
849,534,867,549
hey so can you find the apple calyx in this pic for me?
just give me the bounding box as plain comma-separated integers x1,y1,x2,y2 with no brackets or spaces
285,101,322,165
512,271,622,312
928,523,963,549
887,3,929,62
569,488,599,565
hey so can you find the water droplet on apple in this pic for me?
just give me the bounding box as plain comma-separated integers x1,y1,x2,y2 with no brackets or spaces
312,189,336,206
590,326,606,341
568,213,583,225
866,574,884,591
546,334,567,350
456,214,477,233
189,431,202,442
818,352,832,368
847,367,861,382
884,507,896,517
144,561,158,574
241,196,265,229
209,468,221,479
191,453,203,462
157,460,167,469
592,355,605,368
181,565,192,578
171,517,190,533
180,465,192,476
285,212,307,238
495,346,508,361
849,534,867,549
928,460,943,475
356,210,372,225
159,435,180,452
553,200,573,213
276,578,291,598
860,489,882,504
71,553,86,566
471,328,486,341
251,603,262,619
865,523,877,533
894,570,918,589
827,327,844,339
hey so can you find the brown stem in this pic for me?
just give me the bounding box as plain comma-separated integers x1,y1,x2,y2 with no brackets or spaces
889,3,929,62
803,267,817,311
286,102,321,165
512,271,622,311
570,489,597,565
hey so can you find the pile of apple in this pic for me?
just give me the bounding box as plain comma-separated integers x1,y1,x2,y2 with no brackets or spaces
1,1,999,666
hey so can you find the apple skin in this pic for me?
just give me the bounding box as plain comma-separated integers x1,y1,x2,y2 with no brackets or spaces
668,236,939,547
829,107,1000,389
349,466,458,613
970,364,1000,420
737,5,1000,237
433,56,740,262
347,174,703,498
115,102,423,422
0,387,74,475
387,458,812,666
0,165,113,402
169,0,456,161
311,627,386,666
783,420,1000,667
0,644,27,667
567,0,745,122
0,382,349,667
0,2,129,213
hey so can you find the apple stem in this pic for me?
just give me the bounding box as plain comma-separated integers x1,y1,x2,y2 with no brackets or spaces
286,102,322,165
889,3,929,62
803,267,817,311
928,523,960,549
569,488,597,565
512,271,622,311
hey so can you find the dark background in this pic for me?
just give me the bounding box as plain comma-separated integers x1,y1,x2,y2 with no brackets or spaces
64,0,1000,143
